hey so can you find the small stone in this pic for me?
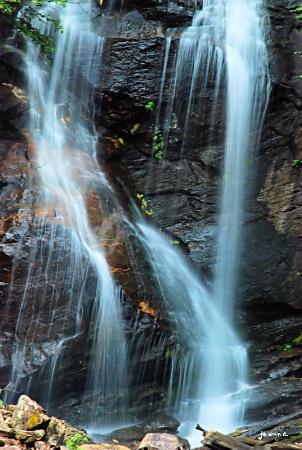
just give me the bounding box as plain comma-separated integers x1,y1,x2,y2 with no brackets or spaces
137,433,190,450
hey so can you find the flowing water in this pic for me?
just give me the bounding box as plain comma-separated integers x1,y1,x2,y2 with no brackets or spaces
5,1,128,426
3,0,270,443
133,221,249,445
153,0,270,442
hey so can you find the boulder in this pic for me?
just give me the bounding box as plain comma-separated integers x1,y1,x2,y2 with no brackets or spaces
138,433,190,450
10,396,49,431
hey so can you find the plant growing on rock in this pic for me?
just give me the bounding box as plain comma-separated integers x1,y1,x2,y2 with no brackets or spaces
290,3,302,20
136,193,153,216
275,333,302,352
153,130,164,159
145,101,155,111
283,343,292,351
66,431,89,450
292,159,302,168
292,333,302,345
0,0,67,55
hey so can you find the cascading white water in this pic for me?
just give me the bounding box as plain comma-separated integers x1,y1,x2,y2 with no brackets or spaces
214,0,270,317
146,0,270,444
199,0,270,435
133,221,249,446
4,0,270,442
7,0,129,425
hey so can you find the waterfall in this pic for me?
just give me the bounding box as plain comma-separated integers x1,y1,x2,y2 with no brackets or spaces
3,0,270,443
131,220,249,446
150,0,270,443
214,0,270,317
5,0,128,426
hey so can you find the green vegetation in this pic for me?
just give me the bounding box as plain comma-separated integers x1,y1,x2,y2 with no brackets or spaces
66,432,89,450
0,0,67,55
275,333,302,352
153,130,164,159
292,333,302,345
0,399,4,409
145,101,154,111
165,349,174,358
292,159,302,168
172,240,179,245
290,3,302,20
136,193,153,216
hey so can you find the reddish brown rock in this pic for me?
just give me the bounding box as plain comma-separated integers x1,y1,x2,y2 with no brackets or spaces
137,433,190,450
80,445,131,450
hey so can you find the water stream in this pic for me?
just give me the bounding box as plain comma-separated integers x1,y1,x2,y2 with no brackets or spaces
154,0,270,442
133,221,249,444
3,0,270,444
5,1,128,426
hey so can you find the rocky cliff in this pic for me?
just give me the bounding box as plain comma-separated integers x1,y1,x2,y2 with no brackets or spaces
0,0,301,430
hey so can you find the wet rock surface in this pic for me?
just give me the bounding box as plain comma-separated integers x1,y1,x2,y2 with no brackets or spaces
1,395,301,450
93,0,302,422
0,0,301,434
92,416,180,449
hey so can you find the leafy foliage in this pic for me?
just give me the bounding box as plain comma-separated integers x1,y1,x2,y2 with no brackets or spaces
290,3,302,20
275,333,302,352
145,101,154,111
292,333,302,346
153,130,164,159
0,0,67,55
292,159,302,168
66,432,89,450
136,193,153,216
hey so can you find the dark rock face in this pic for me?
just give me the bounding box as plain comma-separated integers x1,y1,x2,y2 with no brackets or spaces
0,0,301,431
92,0,302,424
